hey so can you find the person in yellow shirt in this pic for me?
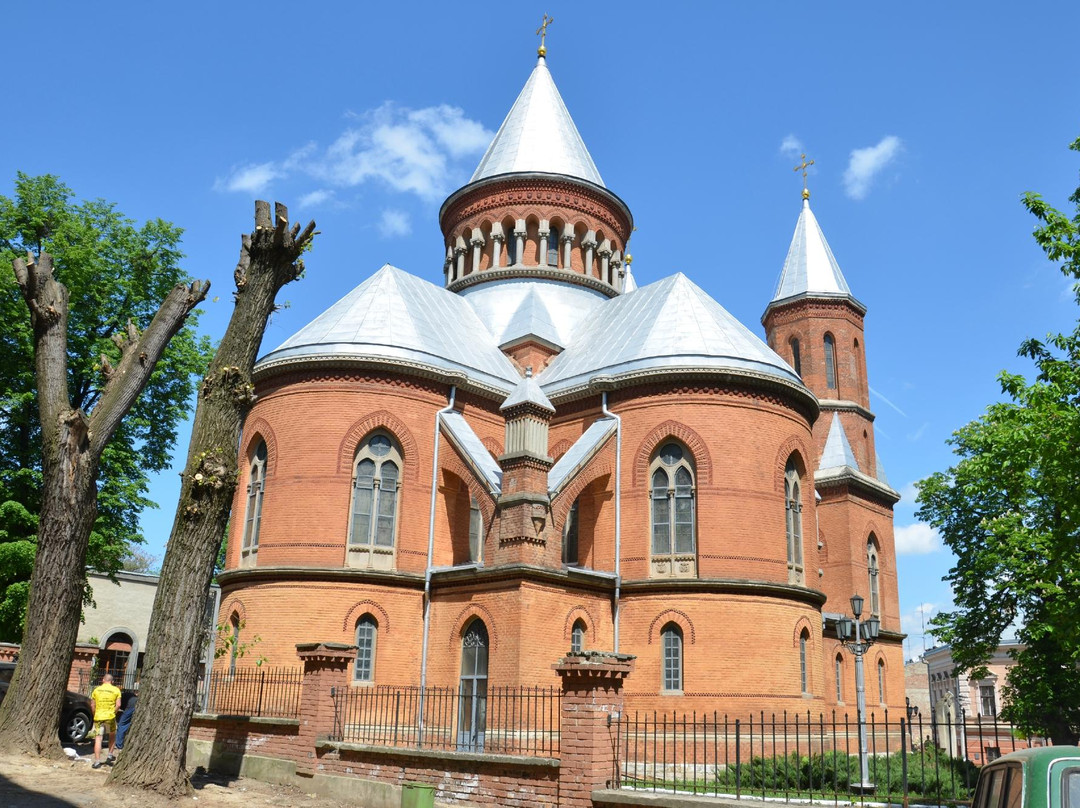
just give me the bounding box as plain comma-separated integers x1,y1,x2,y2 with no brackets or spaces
89,673,122,769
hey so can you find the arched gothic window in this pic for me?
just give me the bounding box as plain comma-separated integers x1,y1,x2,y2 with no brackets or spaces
799,629,810,693
785,458,804,583
877,659,886,704
661,623,683,692
459,621,489,752
354,615,377,682
228,614,240,674
824,334,837,389
790,337,802,376
835,654,844,702
563,499,580,565
650,443,696,578
469,497,483,563
571,619,586,654
241,440,267,566
867,538,881,618
348,432,402,569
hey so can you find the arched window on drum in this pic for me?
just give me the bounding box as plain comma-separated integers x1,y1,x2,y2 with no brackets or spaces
649,442,697,579
348,431,403,570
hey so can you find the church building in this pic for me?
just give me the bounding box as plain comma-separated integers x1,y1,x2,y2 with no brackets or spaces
216,43,904,719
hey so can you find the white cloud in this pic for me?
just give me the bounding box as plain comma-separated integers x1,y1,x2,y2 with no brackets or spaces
298,189,333,208
898,481,920,504
215,103,493,202
214,162,279,194
378,208,411,238
843,135,902,200
894,522,940,555
780,135,804,158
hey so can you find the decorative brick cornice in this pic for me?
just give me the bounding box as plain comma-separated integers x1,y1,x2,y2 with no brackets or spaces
295,642,356,664
554,650,635,679
447,265,618,297
761,292,868,322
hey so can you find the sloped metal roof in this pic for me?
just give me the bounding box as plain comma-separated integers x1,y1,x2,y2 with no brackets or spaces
500,371,555,413
538,273,804,395
459,279,605,349
548,417,617,495
818,413,859,472
255,265,521,393
771,199,854,304
469,55,604,187
874,450,890,486
441,411,503,493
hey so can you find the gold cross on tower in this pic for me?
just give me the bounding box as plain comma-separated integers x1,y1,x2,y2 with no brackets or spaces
793,153,814,200
536,14,554,57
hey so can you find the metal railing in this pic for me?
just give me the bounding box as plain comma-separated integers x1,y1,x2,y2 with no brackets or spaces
78,666,139,694
331,684,561,757
613,709,1051,805
197,666,303,719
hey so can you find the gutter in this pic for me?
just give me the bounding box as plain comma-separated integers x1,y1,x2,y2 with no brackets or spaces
601,391,622,653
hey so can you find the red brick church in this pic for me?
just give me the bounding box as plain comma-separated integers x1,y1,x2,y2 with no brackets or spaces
216,46,904,719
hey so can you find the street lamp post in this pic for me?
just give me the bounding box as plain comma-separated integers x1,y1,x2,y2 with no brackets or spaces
836,594,880,792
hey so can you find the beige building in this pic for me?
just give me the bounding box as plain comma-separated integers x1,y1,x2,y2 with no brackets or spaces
924,642,1020,721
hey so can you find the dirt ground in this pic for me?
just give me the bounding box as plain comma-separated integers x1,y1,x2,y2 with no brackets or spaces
0,745,360,808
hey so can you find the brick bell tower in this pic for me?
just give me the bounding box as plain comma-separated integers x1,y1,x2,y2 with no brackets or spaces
762,171,901,638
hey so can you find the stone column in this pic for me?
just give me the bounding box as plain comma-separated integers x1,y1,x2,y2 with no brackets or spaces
555,652,636,808
561,223,575,270
454,235,467,281
470,227,486,274
538,220,550,267
514,219,528,266
598,239,612,285
295,642,356,775
582,230,598,278
490,222,505,268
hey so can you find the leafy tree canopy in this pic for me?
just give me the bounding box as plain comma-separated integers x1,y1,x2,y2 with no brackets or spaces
917,137,1080,744
0,173,213,642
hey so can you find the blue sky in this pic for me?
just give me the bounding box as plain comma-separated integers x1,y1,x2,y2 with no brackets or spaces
4,3,1079,659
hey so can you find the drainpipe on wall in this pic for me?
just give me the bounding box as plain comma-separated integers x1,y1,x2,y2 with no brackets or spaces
420,386,456,696
601,391,622,653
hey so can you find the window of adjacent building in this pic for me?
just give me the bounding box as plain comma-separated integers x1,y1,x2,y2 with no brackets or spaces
468,497,483,563
785,458,804,582
835,654,843,702
563,499,580,565
661,623,683,692
824,334,837,389
241,440,267,564
799,629,810,694
571,619,586,654
980,684,997,717
650,442,696,578
867,538,881,618
790,337,802,376
877,659,886,703
354,615,377,682
348,432,402,568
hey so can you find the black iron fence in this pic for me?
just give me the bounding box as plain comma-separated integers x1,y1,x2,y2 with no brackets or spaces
77,665,139,694
330,684,561,757
197,666,303,719
613,709,1051,804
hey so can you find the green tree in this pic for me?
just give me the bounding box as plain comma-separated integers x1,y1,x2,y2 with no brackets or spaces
0,174,212,642
917,136,1080,744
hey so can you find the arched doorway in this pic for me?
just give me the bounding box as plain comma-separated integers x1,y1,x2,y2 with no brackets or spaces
458,620,488,751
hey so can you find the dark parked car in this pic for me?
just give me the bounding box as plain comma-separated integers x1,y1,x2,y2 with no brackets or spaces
971,745,1080,807
0,661,94,743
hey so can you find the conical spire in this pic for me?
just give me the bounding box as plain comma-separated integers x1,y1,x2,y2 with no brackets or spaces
470,54,604,187
818,413,859,473
770,198,853,305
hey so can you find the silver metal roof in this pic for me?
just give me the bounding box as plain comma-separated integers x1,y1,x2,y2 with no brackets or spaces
441,410,503,493
538,273,804,395
500,371,555,413
548,417,617,495
622,264,638,293
460,279,606,349
771,199,853,304
256,265,521,392
818,412,859,472
469,55,604,187
874,450,890,486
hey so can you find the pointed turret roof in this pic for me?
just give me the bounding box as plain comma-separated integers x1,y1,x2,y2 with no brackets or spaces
818,413,859,472
470,55,604,187
770,198,856,306
500,368,555,413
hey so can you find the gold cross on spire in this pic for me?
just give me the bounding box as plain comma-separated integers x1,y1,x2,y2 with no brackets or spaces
536,14,554,57
794,153,814,200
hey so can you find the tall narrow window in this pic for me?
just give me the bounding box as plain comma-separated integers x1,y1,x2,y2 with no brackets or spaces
799,629,809,693
790,338,802,376
571,619,586,654
824,334,837,389
354,615,377,682
835,654,844,702
228,616,240,675
650,443,697,578
241,441,267,565
348,432,403,569
661,623,683,692
785,458,804,583
877,659,886,703
458,621,489,752
563,499,580,565
867,539,881,618
468,497,483,563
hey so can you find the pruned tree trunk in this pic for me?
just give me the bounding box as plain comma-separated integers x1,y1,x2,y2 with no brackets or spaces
109,202,315,796
0,252,207,756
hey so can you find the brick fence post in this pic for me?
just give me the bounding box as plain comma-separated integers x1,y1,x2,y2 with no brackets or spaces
295,642,356,775
555,651,635,808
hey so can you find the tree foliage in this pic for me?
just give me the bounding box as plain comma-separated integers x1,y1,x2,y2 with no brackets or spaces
0,174,212,641
917,136,1080,744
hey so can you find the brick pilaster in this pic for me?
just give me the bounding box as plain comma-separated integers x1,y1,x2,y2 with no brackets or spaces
555,651,635,808
295,642,356,774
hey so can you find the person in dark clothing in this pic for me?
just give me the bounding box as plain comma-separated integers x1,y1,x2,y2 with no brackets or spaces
115,690,137,751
